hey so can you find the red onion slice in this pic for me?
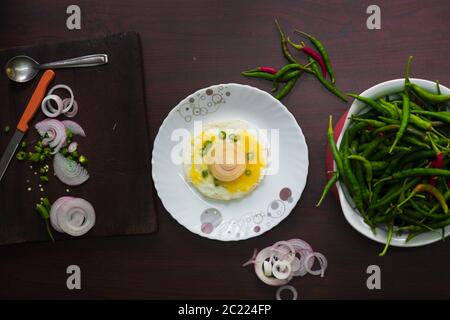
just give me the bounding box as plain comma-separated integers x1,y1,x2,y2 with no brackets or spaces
62,120,86,137
276,285,298,300
35,119,67,153
47,84,74,114
68,142,78,153
263,261,272,277
254,247,292,286
53,153,90,186
287,238,313,252
272,260,292,280
50,197,95,236
62,98,79,118
41,95,63,118
270,241,296,264
304,252,328,277
50,196,74,232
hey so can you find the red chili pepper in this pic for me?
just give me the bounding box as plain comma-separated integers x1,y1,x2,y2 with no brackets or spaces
429,152,444,186
259,66,278,74
287,38,327,77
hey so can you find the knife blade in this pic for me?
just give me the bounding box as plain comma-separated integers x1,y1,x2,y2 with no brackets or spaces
0,70,55,182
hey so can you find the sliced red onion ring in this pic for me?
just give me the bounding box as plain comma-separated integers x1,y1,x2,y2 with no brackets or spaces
294,251,315,277
263,261,272,277
254,247,292,286
304,252,328,277
276,285,298,300
62,98,78,118
287,238,313,252
35,119,67,153
50,196,73,232
50,197,95,236
47,84,74,114
68,142,78,153
270,241,296,264
54,153,90,186
272,260,292,280
62,120,86,137
41,94,63,118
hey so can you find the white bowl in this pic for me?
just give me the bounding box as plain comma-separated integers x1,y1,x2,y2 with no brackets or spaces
337,78,450,247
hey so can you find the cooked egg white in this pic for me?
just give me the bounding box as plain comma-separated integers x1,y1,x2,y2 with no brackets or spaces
184,120,267,200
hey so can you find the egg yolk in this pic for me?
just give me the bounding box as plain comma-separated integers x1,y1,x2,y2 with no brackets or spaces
189,129,266,194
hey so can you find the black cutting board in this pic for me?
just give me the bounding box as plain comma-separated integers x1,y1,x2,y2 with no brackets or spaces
0,32,157,245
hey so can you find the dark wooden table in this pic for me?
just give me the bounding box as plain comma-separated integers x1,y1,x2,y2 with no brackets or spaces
1,0,450,299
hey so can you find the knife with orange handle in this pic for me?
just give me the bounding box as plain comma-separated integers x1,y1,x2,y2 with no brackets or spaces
0,70,55,182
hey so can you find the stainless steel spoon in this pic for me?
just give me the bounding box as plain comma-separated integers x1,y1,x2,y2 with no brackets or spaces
5,54,108,83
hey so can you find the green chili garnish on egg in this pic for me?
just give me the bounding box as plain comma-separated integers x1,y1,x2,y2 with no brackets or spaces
219,131,226,139
16,151,27,161
202,169,209,178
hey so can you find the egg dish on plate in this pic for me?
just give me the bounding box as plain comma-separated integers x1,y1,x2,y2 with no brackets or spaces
184,120,268,200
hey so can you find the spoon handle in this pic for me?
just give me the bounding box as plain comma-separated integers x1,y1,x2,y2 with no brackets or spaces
39,54,108,69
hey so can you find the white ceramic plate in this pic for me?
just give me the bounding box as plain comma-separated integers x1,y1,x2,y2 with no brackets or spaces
152,84,309,241
337,78,450,247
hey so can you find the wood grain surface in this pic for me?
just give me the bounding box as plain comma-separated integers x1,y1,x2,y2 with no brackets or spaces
0,32,157,245
0,0,450,299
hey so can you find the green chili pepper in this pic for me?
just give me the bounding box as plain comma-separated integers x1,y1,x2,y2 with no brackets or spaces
350,117,386,128
371,177,420,209
347,94,391,117
40,176,49,183
272,70,302,93
410,110,450,126
398,183,448,214
372,124,425,140
36,203,49,220
316,172,338,207
361,136,383,158
309,59,347,102
273,63,314,83
36,202,56,242
20,141,27,148
274,19,297,64
328,115,344,178
41,198,51,211
348,155,373,184
406,82,450,104
201,169,209,178
370,161,388,171
389,88,410,153
379,220,394,257
340,127,366,214
378,99,400,119
376,168,450,186
275,76,298,100
219,131,226,140
242,69,302,83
